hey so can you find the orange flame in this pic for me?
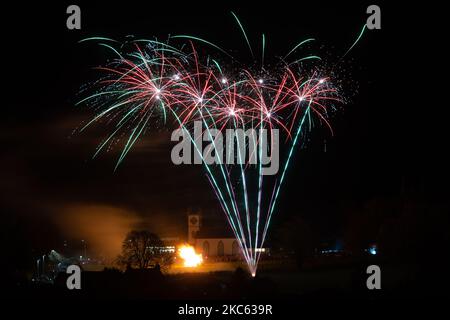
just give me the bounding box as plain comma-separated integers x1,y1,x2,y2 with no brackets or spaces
178,244,203,267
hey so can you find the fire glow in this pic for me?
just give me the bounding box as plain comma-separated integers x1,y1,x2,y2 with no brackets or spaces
178,245,203,267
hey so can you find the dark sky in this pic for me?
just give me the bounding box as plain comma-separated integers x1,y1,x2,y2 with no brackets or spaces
2,2,446,260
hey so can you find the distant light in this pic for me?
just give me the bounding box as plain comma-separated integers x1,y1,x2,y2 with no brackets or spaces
251,272,256,277
258,79,264,84
369,247,377,255
221,78,227,84
319,79,325,84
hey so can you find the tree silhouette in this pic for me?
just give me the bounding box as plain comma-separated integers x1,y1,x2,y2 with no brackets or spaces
117,230,173,270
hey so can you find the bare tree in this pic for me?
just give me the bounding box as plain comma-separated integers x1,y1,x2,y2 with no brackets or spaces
117,230,172,270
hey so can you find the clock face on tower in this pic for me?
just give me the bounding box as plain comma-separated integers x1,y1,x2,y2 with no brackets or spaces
190,216,198,225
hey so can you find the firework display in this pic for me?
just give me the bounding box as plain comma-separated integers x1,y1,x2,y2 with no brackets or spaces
6,1,446,307
78,13,344,275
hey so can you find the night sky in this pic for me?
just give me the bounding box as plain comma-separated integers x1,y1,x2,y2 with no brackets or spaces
2,2,446,261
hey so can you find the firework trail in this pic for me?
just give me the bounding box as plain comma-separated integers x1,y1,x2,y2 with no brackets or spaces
76,13,358,275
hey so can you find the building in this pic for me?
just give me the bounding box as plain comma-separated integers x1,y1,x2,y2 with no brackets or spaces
187,212,240,258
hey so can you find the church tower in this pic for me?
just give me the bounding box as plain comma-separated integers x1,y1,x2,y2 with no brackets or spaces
187,210,201,245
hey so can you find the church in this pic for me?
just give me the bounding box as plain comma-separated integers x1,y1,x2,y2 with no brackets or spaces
187,212,240,258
